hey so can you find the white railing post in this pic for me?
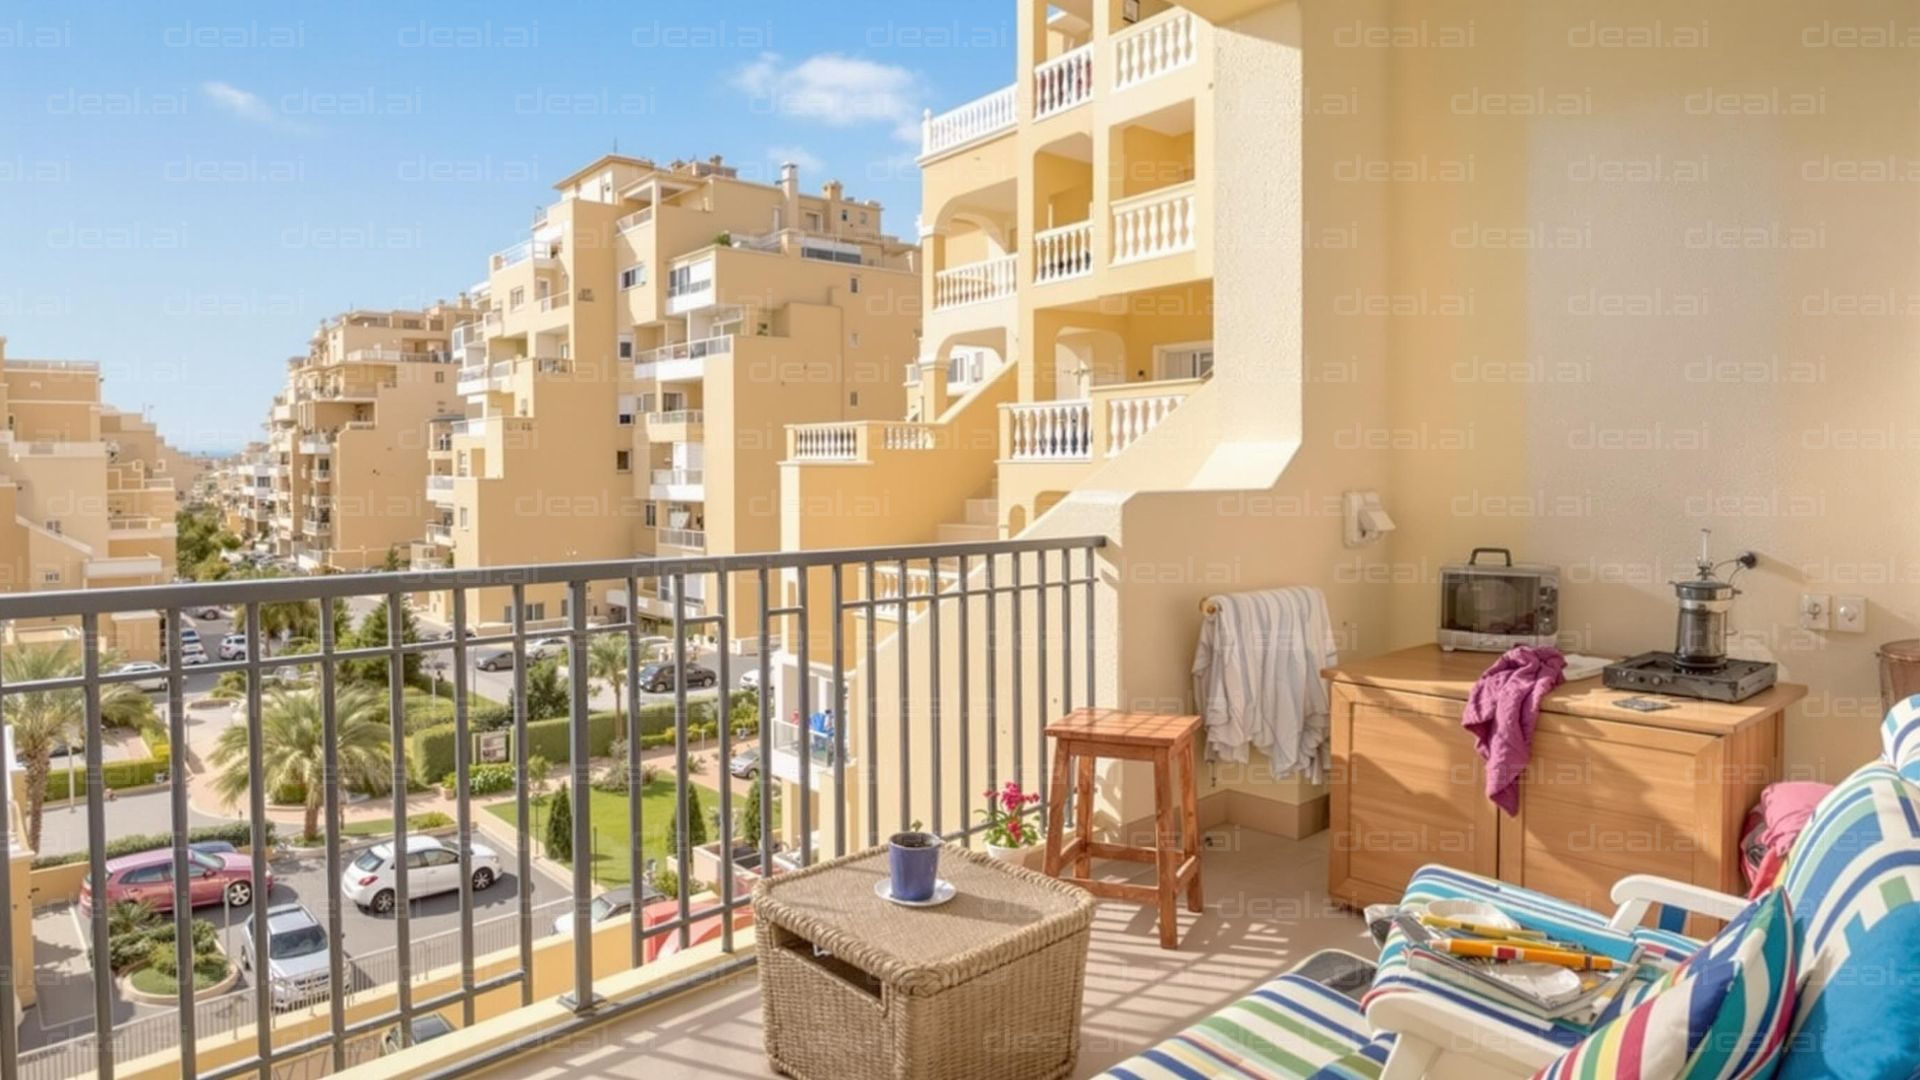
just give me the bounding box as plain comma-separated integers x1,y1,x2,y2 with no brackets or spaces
1110,183,1197,265
920,84,1018,158
1034,44,1094,119
1113,10,1197,92
1005,401,1092,461
1034,221,1094,284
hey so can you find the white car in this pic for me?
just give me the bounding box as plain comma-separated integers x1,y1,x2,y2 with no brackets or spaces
218,633,248,660
181,642,210,665
115,662,167,693
526,636,570,661
341,835,501,915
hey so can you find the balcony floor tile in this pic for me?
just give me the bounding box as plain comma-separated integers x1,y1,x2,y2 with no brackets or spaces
500,828,1366,1079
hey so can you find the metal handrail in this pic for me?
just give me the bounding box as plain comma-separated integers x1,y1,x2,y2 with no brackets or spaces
0,535,1104,1079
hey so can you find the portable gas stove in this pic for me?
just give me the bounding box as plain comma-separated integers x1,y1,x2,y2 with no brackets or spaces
1602,651,1778,703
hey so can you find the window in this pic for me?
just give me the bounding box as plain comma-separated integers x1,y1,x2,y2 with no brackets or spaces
617,334,634,361
508,287,525,311
1154,342,1216,381
45,520,60,534
458,507,469,529
434,371,445,383
805,211,822,230
617,394,636,426
840,209,849,222
615,450,631,473
849,332,861,348
502,603,546,623
41,570,59,584
849,276,860,294
644,503,657,527
619,264,646,290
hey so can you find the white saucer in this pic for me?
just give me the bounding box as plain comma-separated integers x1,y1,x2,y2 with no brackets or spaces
874,878,957,907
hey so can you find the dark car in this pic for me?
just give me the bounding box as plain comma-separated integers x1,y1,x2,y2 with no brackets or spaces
636,661,717,693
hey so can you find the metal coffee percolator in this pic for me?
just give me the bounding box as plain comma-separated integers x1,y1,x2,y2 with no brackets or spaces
1671,529,1756,672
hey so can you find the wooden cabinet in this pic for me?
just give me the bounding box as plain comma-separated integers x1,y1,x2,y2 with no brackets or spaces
1327,647,1802,935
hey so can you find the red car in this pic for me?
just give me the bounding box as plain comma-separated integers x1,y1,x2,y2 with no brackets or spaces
78,848,270,916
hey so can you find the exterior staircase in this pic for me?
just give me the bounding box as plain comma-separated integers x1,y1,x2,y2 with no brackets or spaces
935,481,999,542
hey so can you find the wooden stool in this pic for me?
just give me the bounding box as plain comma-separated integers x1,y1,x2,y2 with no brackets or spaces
1042,708,1203,949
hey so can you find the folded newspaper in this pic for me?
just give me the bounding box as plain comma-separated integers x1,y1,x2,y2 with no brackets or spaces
1392,914,1647,1024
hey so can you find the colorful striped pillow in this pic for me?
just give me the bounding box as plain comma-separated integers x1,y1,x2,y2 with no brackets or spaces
1533,889,1796,1080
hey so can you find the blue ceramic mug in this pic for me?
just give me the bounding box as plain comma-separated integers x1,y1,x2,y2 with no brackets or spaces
888,832,940,902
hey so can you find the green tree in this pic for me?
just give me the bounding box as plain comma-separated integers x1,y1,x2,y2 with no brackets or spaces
524,657,569,720
586,635,631,736
667,785,710,856
545,784,573,862
739,788,763,849
2,643,151,850
380,545,404,572
344,601,421,685
208,687,393,841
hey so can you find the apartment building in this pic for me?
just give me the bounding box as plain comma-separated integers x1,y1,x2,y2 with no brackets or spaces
771,0,1215,843
420,154,919,634
215,441,276,551
262,304,474,572
0,338,180,658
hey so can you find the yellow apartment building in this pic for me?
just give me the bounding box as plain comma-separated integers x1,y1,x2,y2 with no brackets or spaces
420,154,919,634
772,0,1218,844
0,338,181,659
264,304,474,572
216,441,274,545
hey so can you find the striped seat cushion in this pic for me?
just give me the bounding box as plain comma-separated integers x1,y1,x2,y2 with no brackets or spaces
1776,760,1920,1079
1096,974,1394,1080
1531,888,1797,1080
1882,693,1920,783
1362,864,1700,1052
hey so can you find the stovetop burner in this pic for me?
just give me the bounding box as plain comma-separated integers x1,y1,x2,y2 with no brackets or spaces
1602,651,1778,703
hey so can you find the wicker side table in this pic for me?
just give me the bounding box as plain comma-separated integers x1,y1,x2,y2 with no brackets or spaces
754,844,1097,1080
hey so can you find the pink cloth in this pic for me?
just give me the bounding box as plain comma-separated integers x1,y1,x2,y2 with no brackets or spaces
1745,781,1833,897
1460,645,1566,816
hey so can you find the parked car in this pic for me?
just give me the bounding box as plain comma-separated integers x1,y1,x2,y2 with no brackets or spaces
635,661,717,693
181,642,210,665
238,903,333,1009
738,668,762,690
527,636,570,661
79,847,269,915
382,1013,456,1054
269,665,308,687
191,606,223,620
218,633,248,660
474,648,514,672
114,661,167,693
188,840,237,855
728,746,761,779
341,835,501,915
549,885,662,937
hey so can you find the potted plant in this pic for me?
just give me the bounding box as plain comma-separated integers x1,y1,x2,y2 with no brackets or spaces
978,781,1043,865
887,820,940,902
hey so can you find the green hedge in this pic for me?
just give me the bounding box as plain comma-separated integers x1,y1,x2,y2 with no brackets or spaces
44,752,170,803
33,821,275,868
406,691,755,787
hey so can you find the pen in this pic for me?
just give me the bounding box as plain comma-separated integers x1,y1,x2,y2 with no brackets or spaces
1416,914,1549,941
1428,937,1621,971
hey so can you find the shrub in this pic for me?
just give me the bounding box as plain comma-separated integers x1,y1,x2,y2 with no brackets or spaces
545,787,573,862
652,867,682,900
472,702,514,732
33,821,274,869
667,786,710,854
446,763,515,797
44,754,168,802
411,811,454,830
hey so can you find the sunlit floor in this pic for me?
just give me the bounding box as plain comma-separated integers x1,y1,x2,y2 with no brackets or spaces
491,828,1369,1079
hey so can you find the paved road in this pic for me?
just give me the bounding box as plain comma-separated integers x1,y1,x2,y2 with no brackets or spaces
35,789,236,856
21,837,572,1053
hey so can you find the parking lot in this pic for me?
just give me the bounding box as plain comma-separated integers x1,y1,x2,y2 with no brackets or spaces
23,834,572,1053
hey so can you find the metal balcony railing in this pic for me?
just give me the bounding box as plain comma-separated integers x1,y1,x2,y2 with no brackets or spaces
0,535,1103,1079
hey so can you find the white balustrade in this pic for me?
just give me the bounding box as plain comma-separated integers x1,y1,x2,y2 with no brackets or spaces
1113,10,1198,91
921,85,1018,158
791,425,860,461
1006,401,1092,461
1034,221,1094,284
1034,44,1094,119
1111,183,1197,265
616,207,654,232
879,424,936,451
1104,394,1188,457
933,253,1018,309
651,468,704,485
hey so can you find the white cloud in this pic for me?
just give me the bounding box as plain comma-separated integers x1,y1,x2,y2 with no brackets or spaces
200,81,306,132
767,145,825,175
733,53,923,142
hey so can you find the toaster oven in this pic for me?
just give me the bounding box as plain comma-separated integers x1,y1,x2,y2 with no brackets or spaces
1438,548,1559,652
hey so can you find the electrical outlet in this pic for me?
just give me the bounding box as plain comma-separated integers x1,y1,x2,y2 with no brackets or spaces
1834,595,1867,633
1800,593,1830,631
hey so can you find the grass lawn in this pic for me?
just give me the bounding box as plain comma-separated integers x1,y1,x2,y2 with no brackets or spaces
128,957,229,994
485,779,767,887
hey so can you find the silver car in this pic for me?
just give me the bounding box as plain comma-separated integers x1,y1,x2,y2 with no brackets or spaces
239,903,333,1009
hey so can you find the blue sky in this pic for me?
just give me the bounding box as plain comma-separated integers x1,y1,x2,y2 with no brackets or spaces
0,2,1016,452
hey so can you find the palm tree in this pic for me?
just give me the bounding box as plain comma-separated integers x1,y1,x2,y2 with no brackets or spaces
586,635,632,737
209,686,392,842
2,642,151,851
